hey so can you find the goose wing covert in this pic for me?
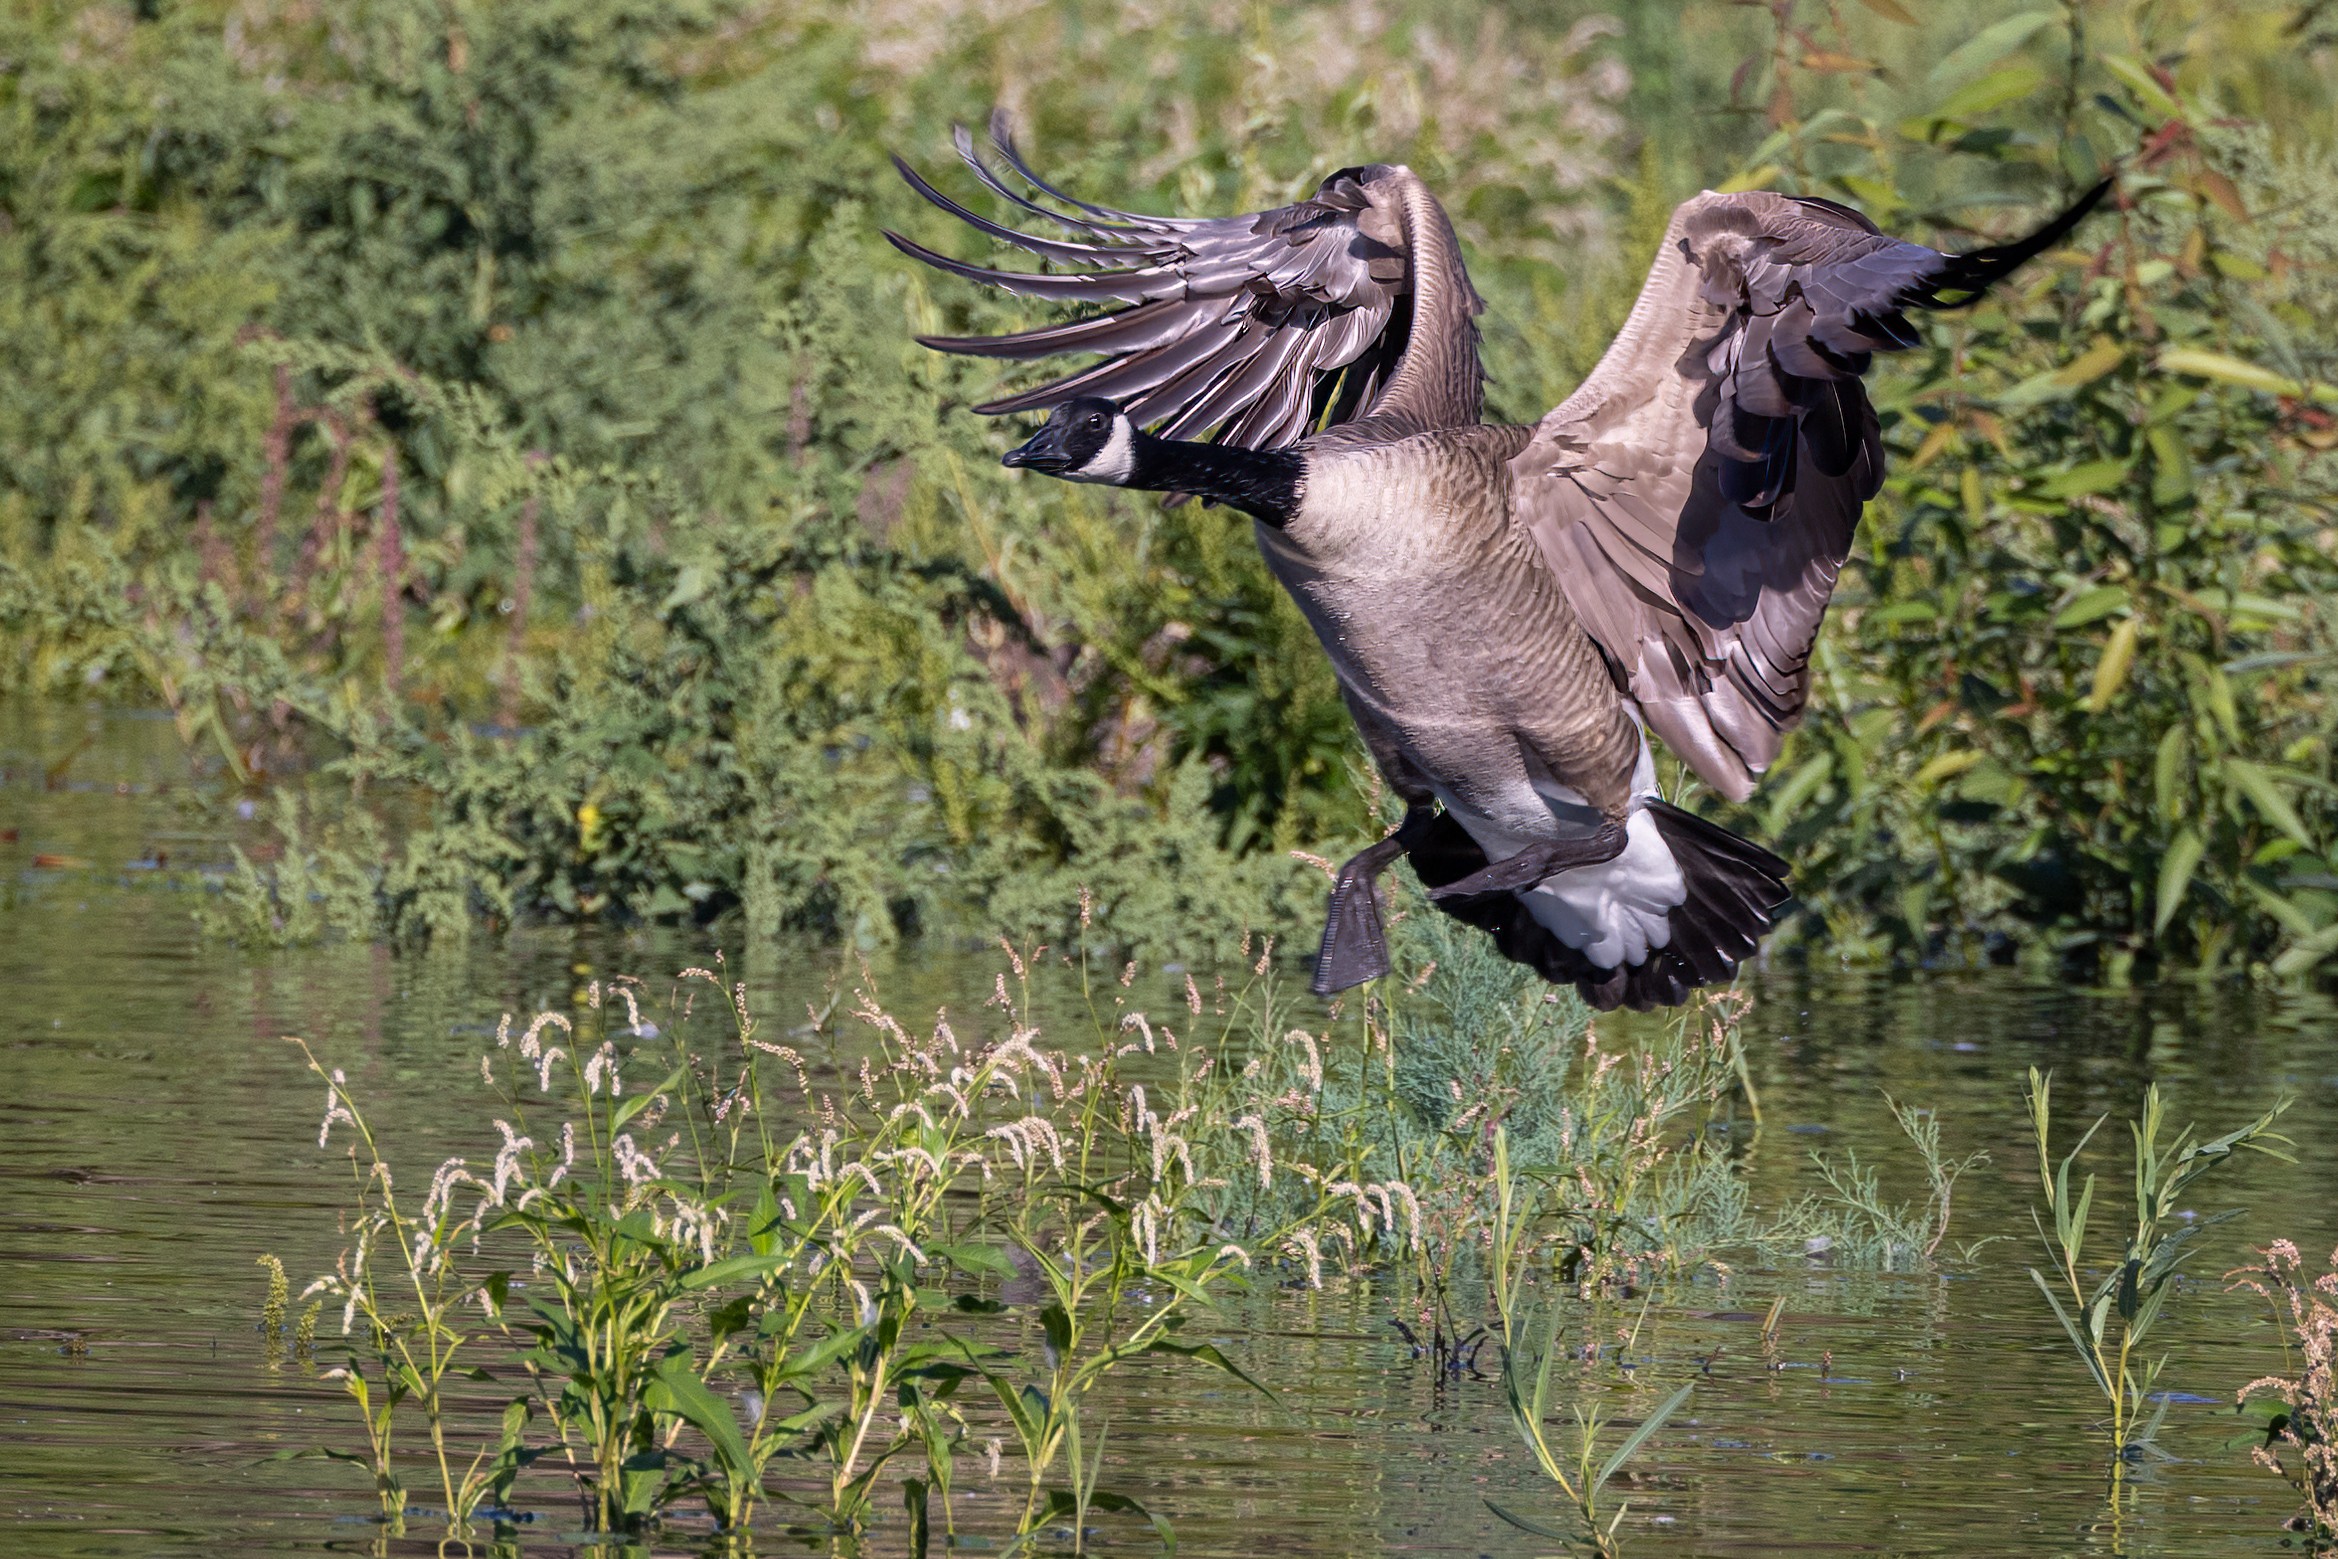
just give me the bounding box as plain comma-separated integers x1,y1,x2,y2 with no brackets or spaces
888,115,1483,447
1512,183,2107,801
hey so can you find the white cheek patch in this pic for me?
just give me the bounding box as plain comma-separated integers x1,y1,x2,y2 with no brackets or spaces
1073,417,1136,483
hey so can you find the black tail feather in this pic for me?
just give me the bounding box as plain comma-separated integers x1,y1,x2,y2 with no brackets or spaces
1403,800,1790,1011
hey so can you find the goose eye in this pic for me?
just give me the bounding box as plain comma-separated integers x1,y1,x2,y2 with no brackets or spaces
1085,413,1106,430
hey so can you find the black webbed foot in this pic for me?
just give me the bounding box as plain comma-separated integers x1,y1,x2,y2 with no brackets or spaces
1310,804,1435,997
1424,821,1629,900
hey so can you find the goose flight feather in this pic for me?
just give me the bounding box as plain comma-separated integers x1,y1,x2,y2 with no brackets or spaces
892,119,2108,1007
1514,187,2106,799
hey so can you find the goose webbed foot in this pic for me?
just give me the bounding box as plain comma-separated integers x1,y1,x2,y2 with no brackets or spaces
1311,804,1436,997
1424,821,1629,900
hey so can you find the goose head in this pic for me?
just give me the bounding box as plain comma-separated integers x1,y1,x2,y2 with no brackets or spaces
1001,397,1138,484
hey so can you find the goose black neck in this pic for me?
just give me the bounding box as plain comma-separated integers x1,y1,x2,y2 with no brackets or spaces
1127,430,1304,526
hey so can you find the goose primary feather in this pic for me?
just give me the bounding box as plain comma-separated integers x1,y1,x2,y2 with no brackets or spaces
890,115,2108,1009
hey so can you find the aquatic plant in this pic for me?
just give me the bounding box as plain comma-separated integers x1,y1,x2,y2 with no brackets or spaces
290,943,1345,1544
1756,1094,1991,1269
291,1036,519,1532
2230,1239,2338,1547
2023,1067,2294,1466
1483,1126,1693,1558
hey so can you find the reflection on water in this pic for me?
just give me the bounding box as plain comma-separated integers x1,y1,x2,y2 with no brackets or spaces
5,702,2337,1556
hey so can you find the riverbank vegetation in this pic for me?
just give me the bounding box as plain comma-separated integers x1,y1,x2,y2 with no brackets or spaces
4,0,2337,981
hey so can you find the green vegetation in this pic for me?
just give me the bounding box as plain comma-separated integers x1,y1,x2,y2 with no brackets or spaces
1484,1124,1694,1559
293,947,1343,1543
271,903,2327,1546
4,0,2338,979
2023,1066,2293,1469
281,901,2064,1544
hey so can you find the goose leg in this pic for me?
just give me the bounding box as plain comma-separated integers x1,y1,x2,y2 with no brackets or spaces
1425,821,1629,900
1311,803,1437,996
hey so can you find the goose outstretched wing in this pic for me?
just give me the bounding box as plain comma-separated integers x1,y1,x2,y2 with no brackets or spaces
889,116,1484,446
1511,182,2108,801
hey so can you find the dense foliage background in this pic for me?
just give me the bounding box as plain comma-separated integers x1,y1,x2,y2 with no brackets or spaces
3,0,2336,980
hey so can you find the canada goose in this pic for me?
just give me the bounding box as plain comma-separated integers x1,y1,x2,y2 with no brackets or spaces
890,119,2107,1010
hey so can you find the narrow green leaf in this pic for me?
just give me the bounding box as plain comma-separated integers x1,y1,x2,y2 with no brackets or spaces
1928,10,2060,89
2159,347,2337,403
2225,759,2316,849
2030,1269,2114,1396
2101,54,2184,119
678,1250,790,1292
2154,827,2204,935
773,1321,871,1382
1086,1490,1177,1552
1933,61,2047,120
610,1065,688,1135
1484,1499,1578,1541
2054,584,2131,630
2271,922,2338,978
1593,1382,1693,1496
1147,1339,1283,1408
2089,615,2143,711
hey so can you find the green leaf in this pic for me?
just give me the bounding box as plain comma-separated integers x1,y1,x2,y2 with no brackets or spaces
2158,348,2337,403
1086,1489,1177,1552
2090,615,2143,712
1145,1338,1284,1408
1928,11,2060,90
931,1240,1018,1280
2029,1269,2114,1397
2154,827,2203,935
2101,54,2184,120
1484,1499,1578,1542
2271,922,2338,977
774,1321,872,1382
644,1347,754,1485
2225,760,2316,849
2039,460,2131,500
1765,750,1835,831
678,1250,790,1292
1593,1382,1693,1496
610,1065,688,1135
1934,61,2046,120
2055,585,2131,630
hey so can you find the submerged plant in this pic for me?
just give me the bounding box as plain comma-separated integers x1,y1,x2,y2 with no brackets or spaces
2024,1067,2294,1467
2230,1240,2338,1547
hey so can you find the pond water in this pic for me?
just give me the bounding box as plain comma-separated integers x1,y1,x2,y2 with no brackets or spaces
5,702,2336,1557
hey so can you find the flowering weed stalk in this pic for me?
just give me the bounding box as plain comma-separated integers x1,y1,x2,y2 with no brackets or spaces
2230,1240,2338,1546
293,1038,513,1532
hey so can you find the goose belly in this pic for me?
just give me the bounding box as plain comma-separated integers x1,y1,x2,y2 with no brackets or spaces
1256,438,1687,972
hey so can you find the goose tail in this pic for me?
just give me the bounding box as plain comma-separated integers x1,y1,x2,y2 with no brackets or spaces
1616,799,1792,1010
1408,801,1790,1011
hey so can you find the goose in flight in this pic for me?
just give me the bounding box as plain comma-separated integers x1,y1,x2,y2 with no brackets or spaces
889,120,2107,1009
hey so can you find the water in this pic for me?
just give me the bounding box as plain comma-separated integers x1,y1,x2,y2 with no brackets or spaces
6,702,2336,1556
